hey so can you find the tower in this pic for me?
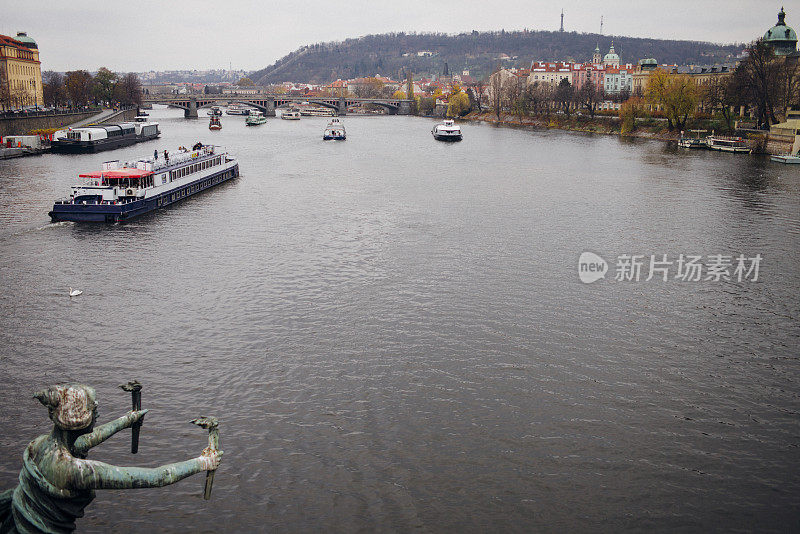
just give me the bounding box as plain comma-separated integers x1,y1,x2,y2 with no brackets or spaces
600,15,604,35
560,10,564,32
592,44,602,65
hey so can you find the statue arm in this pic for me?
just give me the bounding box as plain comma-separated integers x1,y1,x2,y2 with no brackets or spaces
68,454,217,490
73,410,148,455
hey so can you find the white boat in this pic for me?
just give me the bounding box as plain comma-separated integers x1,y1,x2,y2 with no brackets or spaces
281,110,301,120
245,111,267,126
301,107,336,117
49,144,239,222
432,119,463,141
323,118,346,140
770,153,800,164
226,104,250,116
206,106,222,116
678,130,708,149
706,136,751,153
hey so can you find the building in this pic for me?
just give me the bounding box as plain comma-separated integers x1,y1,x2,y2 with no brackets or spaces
0,32,43,109
603,66,633,95
527,62,573,87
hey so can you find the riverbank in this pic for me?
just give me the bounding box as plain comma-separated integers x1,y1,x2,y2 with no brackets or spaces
462,111,682,142
459,111,798,155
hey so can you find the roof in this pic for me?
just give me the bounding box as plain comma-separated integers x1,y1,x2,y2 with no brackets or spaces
79,169,153,179
764,8,797,43
14,32,37,49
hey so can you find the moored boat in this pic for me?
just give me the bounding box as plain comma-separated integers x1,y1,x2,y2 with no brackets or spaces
209,116,222,130
49,144,239,223
301,106,336,117
678,130,708,149
707,135,751,153
51,122,160,153
207,106,222,116
281,110,301,120
245,111,267,126
771,153,800,164
432,119,463,141
323,118,346,140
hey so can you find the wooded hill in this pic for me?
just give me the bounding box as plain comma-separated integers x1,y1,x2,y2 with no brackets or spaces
251,30,744,85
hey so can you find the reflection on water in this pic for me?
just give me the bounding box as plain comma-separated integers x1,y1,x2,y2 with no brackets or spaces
0,107,799,532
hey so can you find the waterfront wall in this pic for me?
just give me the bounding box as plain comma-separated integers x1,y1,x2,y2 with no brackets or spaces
94,108,137,124
0,111,98,136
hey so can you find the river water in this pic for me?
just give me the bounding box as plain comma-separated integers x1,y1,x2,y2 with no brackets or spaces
0,107,798,532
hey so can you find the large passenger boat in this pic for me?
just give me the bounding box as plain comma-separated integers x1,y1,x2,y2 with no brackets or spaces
49,144,239,222
51,122,160,153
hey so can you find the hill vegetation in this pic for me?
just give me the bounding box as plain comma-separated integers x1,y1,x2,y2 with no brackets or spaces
251,30,744,85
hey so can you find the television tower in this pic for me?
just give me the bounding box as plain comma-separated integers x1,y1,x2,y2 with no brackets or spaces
560,10,564,32
600,16,604,35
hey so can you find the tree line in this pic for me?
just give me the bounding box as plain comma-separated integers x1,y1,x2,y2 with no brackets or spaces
473,39,798,133
41,68,142,108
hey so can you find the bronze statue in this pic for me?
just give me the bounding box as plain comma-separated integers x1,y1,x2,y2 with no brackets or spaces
0,384,222,533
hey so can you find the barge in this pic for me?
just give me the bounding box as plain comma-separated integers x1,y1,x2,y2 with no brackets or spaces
51,122,160,153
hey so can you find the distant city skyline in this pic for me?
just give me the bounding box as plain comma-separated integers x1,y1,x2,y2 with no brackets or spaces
0,0,788,72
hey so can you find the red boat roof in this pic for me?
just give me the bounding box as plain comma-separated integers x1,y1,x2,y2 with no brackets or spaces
79,168,153,179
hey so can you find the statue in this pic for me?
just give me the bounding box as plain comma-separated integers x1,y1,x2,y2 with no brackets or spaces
0,384,222,533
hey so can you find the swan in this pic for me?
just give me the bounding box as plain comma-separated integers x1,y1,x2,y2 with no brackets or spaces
69,287,83,297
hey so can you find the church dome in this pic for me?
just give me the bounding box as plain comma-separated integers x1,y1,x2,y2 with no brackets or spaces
15,32,37,49
603,43,620,64
763,8,797,56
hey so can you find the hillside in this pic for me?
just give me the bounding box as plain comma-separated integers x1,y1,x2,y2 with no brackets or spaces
251,30,744,85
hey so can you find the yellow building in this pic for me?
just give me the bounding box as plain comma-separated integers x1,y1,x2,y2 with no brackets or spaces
0,32,43,109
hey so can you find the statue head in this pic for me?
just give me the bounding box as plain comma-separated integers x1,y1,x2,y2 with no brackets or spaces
34,384,97,431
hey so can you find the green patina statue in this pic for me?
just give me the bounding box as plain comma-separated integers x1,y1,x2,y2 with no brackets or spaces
0,384,222,534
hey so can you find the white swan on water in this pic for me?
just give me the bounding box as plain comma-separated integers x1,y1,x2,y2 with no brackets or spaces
69,287,82,297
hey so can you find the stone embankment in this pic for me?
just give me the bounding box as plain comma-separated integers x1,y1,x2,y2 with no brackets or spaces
0,108,137,136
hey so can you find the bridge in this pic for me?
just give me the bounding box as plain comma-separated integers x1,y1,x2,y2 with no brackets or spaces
142,94,414,118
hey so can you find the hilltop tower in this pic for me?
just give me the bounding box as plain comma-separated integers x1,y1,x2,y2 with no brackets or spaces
560,10,564,32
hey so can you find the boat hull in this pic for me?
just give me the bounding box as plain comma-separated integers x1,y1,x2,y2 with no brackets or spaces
771,155,800,164
51,132,160,154
49,163,239,222
432,133,462,142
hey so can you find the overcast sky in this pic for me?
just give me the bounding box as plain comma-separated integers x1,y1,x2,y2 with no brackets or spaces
0,1,789,72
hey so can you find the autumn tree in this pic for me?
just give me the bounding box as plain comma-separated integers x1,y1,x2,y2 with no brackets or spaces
64,70,94,106
237,77,255,86
618,96,646,134
93,67,118,106
392,89,407,99
447,85,471,117
645,68,698,130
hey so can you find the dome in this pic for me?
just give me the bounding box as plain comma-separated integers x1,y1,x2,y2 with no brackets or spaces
15,31,37,49
639,58,657,65
603,43,620,65
763,8,797,55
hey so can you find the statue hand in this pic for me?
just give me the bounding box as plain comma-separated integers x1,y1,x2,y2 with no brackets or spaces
198,447,223,471
130,409,148,423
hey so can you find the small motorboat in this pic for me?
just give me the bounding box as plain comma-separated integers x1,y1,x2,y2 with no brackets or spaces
207,106,222,117
432,119,463,141
323,118,346,140
245,111,267,126
209,116,222,130
281,110,301,120
770,153,800,164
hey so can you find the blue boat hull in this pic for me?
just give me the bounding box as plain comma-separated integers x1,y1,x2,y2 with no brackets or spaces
49,164,239,222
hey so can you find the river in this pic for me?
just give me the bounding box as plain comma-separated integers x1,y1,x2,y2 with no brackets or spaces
0,106,799,532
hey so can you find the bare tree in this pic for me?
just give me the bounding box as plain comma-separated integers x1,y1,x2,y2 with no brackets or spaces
577,82,603,118
113,73,143,107
43,71,67,107
64,70,94,107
